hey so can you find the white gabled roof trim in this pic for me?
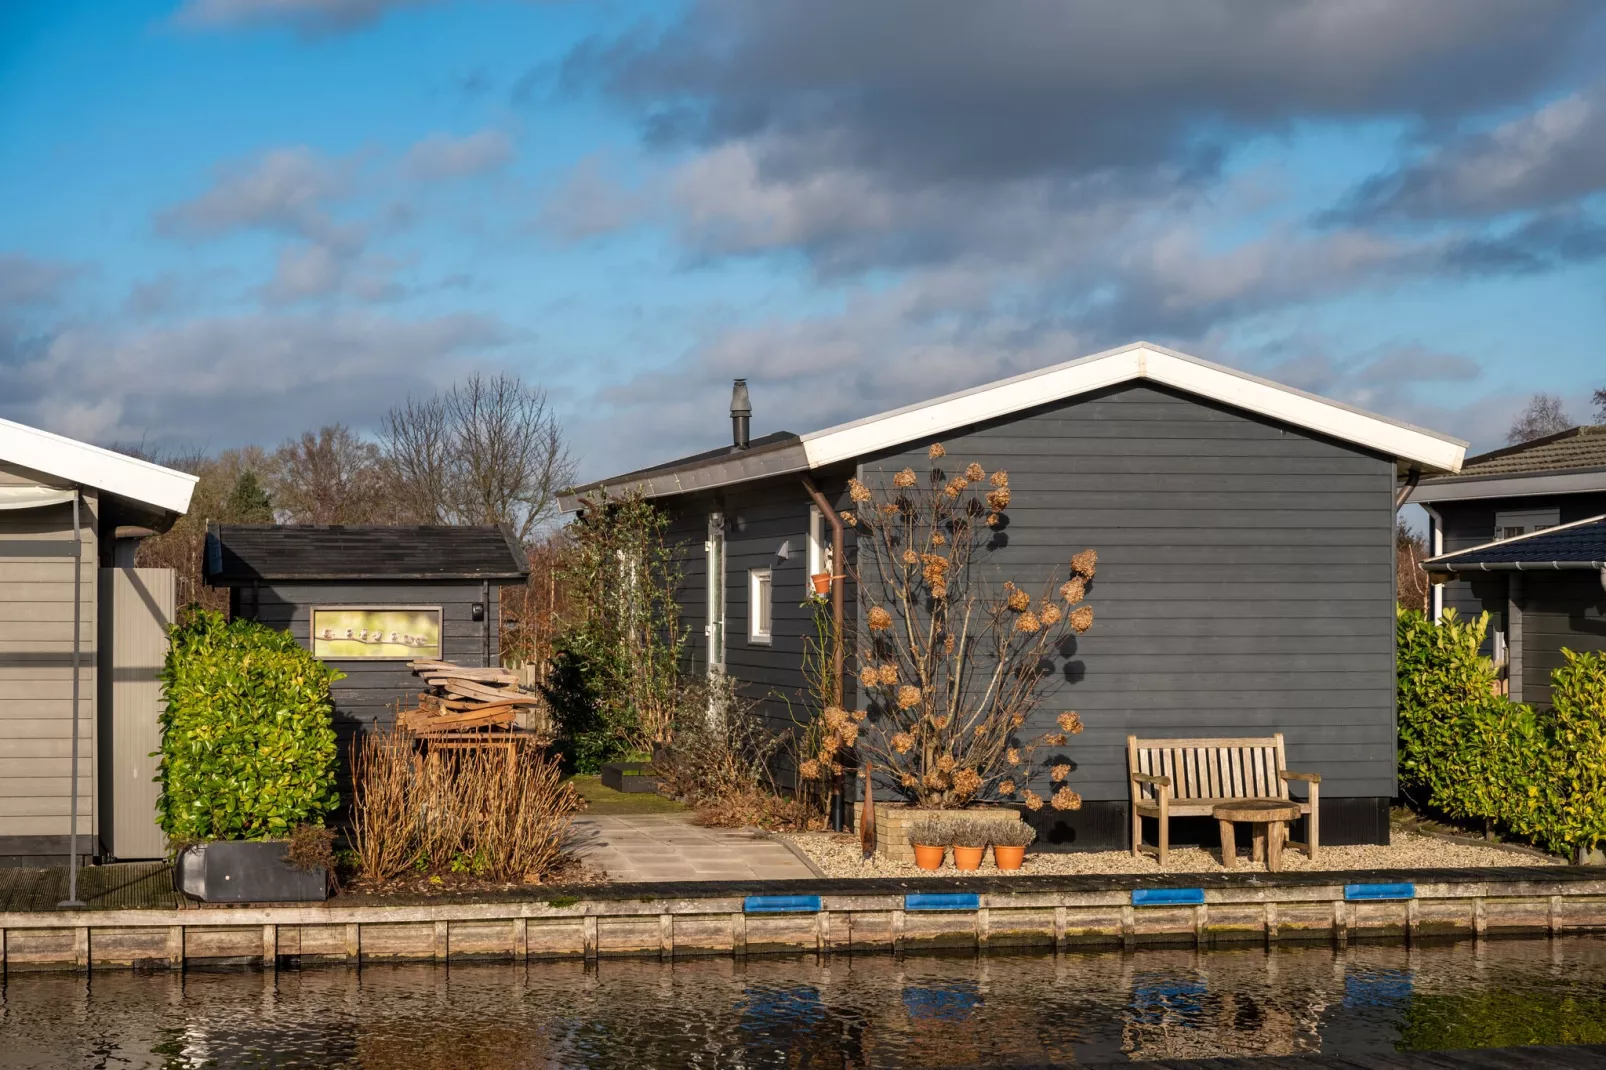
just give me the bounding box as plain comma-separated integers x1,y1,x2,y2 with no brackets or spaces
0,416,198,515
799,342,1467,474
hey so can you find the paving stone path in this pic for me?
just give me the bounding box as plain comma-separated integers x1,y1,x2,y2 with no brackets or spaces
570,814,819,883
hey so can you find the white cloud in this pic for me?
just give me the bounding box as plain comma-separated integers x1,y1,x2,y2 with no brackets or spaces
157,146,360,249
404,130,514,182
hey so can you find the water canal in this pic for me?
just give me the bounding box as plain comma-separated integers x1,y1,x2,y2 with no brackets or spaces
3,937,1605,1068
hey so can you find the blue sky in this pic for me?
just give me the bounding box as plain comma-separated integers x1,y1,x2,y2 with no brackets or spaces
2,0,1604,484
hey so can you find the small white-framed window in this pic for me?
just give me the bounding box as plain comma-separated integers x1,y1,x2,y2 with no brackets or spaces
748,567,773,644
807,505,834,592
1494,508,1560,542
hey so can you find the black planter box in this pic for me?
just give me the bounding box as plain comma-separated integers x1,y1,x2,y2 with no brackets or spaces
600,762,661,794
175,841,329,903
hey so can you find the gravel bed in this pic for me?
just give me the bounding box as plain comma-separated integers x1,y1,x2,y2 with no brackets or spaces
783,829,1561,879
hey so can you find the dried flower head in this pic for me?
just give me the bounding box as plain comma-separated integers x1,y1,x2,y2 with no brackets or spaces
891,731,915,754
1044,732,1068,746
928,442,946,459
881,501,899,515
1057,712,1083,734
922,770,947,789
840,722,860,746
860,666,880,689
930,713,951,730
823,706,848,729
1060,576,1086,604
986,486,1011,511
819,735,839,756
799,759,822,780
936,754,956,773
943,634,956,655
1023,789,1044,811
931,532,946,546
1015,611,1041,633
849,478,872,503
1069,605,1094,634
868,606,893,631
897,684,922,710
990,469,1009,488
1006,588,1031,611
986,512,1000,527
998,778,1017,795
966,462,985,481
877,663,899,686
841,511,856,526
893,467,918,488
952,767,982,798
900,772,919,788
1006,747,1021,766
1051,763,1071,783
852,709,867,722
929,583,947,600
1010,712,1026,728
902,548,919,566
943,477,968,498
1050,787,1082,811
1040,604,1063,626
1071,548,1098,578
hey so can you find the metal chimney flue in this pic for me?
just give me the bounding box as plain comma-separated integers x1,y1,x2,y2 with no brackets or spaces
730,378,751,450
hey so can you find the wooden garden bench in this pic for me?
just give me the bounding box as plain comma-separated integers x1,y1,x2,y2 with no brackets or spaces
1128,733,1320,867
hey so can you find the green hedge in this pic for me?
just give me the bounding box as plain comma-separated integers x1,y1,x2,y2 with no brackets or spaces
157,610,341,844
1397,606,1606,857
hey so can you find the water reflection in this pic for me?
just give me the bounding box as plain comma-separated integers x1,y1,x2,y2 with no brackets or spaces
3,938,1606,1068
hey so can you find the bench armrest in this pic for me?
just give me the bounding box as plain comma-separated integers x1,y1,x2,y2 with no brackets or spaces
1280,770,1322,784
1131,772,1172,788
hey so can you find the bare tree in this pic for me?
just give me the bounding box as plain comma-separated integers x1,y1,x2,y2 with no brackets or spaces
1396,519,1429,613
380,373,576,542
268,424,387,524
1594,385,1605,423
1507,393,1573,445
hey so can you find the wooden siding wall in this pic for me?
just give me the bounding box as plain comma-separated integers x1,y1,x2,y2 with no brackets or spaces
1433,493,1606,659
663,475,857,778
235,582,502,780
0,462,98,852
1518,572,1606,707
855,383,1398,809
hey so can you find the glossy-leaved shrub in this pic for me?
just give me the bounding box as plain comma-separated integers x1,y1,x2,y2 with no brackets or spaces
157,609,341,845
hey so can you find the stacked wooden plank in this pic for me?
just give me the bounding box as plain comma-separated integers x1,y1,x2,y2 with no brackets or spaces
397,659,543,735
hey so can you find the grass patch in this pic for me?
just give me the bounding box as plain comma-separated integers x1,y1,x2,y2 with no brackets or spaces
564,774,687,815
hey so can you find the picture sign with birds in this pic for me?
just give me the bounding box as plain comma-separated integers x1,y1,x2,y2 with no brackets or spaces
311,606,442,659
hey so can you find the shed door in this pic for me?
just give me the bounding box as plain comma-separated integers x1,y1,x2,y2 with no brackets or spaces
705,513,726,676
101,567,174,860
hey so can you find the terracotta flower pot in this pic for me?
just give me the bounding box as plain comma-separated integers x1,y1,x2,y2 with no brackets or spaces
952,845,985,871
992,845,1026,871
810,572,833,595
912,843,946,870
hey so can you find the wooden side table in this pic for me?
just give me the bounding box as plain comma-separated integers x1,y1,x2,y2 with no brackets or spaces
1213,799,1303,872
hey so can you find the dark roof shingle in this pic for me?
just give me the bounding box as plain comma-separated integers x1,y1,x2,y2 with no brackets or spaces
205,524,528,584
1426,516,1606,571
1427,425,1606,482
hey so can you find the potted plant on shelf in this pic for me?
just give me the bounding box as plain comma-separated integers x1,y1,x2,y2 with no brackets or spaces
158,610,341,904
952,820,989,871
908,815,951,871
990,821,1037,870
797,442,1097,857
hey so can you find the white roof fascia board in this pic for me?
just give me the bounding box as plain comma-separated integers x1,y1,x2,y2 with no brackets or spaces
799,343,1466,474
1424,512,1606,565
0,486,77,510
0,416,198,515
1409,468,1606,504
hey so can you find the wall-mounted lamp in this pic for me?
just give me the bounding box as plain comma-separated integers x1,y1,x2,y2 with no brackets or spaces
471,603,486,622
776,539,793,562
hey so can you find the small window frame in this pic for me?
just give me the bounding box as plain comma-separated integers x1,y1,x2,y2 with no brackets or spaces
748,567,773,645
806,505,834,593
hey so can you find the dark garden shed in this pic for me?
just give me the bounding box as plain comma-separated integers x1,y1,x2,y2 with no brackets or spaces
204,524,529,745
563,342,1468,849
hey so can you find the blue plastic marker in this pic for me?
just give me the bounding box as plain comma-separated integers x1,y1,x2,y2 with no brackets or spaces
904,892,981,912
1344,882,1416,901
1131,887,1206,906
743,895,822,914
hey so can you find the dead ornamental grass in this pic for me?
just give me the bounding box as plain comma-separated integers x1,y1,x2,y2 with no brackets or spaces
784,829,1559,879
353,729,583,884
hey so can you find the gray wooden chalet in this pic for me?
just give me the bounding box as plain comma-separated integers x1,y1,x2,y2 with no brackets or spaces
1412,426,1606,707
564,342,1467,848
205,524,528,746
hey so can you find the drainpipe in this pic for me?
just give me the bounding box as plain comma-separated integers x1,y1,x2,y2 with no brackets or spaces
801,477,845,830
1394,466,1421,509
59,489,85,908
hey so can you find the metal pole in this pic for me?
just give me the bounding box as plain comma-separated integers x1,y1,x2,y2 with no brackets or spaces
58,490,85,908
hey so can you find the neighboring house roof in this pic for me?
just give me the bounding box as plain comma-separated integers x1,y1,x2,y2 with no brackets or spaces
1423,514,1606,574
563,341,1468,508
205,524,529,584
0,414,197,516
1409,426,1606,505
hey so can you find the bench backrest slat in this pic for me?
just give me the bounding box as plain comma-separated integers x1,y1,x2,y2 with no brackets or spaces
1128,734,1288,803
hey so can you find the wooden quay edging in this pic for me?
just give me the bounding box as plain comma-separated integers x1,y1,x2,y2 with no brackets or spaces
1,866,1602,973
